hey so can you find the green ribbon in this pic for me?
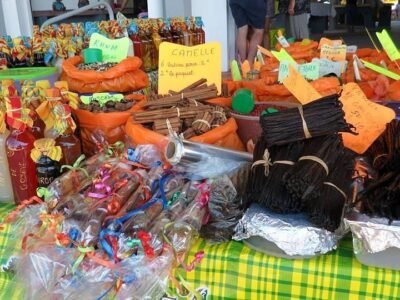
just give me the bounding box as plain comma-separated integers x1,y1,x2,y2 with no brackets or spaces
105,141,125,158
176,272,203,300
36,187,53,202
71,246,95,274
126,238,141,249
61,154,89,178
168,192,182,207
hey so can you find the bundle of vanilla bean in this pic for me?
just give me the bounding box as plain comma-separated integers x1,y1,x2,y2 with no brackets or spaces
132,79,228,136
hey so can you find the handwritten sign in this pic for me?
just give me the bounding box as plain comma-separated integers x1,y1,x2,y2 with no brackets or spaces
278,61,319,82
347,45,358,54
271,48,296,64
318,38,343,49
340,83,395,154
81,93,124,107
231,60,242,81
89,33,129,63
361,60,400,80
257,45,273,58
320,44,347,61
312,58,347,77
376,29,400,61
283,66,322,104
158,42,222,94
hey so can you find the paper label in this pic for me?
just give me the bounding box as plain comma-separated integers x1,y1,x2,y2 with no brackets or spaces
320,44,347,61
312,58,347,77
80,93,124,106
231,60,242,81
158,42,222,94
347,45,358,54
318,38,343,49
361,60,400,80
340,83,395,154
277,36,290,48
271,48,296,63
89,33,129,63
278,61,319,82
283,66,322,104
376,29,400,61
257,45,273,58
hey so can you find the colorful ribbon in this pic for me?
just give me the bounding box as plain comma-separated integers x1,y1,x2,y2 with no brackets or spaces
36,187,54,202
61,154,89,178
72,246,95,274
30,138,63,163
0,196,43,230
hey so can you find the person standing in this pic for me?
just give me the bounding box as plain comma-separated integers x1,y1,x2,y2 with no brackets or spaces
229,0,267,65
264,0,276,49
279,0,310,40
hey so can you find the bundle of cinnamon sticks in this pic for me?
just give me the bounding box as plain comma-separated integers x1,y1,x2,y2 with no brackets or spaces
132,79,229,136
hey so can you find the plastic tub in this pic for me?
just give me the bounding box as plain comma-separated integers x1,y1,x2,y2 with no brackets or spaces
0,67,59,93
231,101,298,145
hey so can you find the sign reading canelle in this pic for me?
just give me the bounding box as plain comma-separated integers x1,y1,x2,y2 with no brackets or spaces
158,42,222,94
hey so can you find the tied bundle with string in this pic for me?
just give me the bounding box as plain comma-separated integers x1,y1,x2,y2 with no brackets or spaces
283,135,344,213
304,149,355,231
366,120,400,174
259,94,356,147
249,140,305,213
357,120,400,221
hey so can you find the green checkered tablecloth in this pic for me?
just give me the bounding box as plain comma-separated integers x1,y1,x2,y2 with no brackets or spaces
1,203,400,300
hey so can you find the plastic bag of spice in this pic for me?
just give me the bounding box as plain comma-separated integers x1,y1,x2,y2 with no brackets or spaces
60,56,149,93
75,94,145,155
125,117,245,152
125,96,245,152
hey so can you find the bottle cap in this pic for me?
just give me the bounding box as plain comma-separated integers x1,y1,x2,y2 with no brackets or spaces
83,48,103,64
232,88,255,114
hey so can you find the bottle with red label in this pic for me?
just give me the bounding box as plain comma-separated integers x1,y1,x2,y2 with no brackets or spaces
5,96,37,204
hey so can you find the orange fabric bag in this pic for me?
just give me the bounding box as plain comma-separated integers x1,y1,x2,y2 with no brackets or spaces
125,97,245,152
75,94,145,155
61,56,149,93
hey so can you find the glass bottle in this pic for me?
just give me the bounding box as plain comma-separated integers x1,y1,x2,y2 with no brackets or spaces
0,129,14,202
55,129,82,166
36,155,60,188
140,29,153,72
151,22,161,71
129,23,142,59
195,17,206,45
6,128,38,204
159,23,173,44
29,111,45,139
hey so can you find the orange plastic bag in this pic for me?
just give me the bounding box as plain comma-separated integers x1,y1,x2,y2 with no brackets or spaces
388,80,400,100
125,117,245,152
75,94,145,155
61,56,149,93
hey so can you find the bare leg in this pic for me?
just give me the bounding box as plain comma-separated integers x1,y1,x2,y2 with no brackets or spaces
263,18,272,49
248,28,264,66
236,25,249,63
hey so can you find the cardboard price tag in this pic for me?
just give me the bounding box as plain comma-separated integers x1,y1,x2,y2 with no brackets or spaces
376,29,400,62
271,48,296,64
340,83,395,154
320,44,347,61
361,60,400,80
278,61,319,82
158,42,222,94
318,37,342,49
89,33,129,63
283,66,321,104
312,58,347,77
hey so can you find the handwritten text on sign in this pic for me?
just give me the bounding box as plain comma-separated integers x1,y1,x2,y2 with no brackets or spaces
340,83,395,154
158,42,222,94
320,44,347,61
89,33,129,63
278,61,319,82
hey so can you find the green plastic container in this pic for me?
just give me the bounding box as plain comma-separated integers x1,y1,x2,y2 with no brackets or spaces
0,67,58,93
232,88,255,114
83,48,103,64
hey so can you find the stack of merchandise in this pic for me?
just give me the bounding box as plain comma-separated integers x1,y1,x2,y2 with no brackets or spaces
0,17,205,71
0,80,82,204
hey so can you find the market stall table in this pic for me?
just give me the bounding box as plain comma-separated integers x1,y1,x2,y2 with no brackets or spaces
0,203,399,299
